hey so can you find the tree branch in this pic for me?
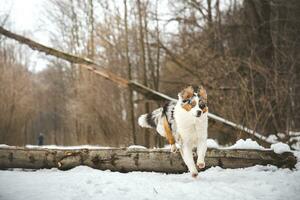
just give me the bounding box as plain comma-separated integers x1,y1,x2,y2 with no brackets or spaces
0,26,276,147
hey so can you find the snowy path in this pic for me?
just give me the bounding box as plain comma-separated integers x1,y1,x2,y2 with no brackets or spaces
0,165,300,200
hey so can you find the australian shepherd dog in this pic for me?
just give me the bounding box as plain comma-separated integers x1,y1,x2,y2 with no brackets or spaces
138,86,208,177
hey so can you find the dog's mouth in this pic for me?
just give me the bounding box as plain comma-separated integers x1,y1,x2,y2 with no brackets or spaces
196,107,208,117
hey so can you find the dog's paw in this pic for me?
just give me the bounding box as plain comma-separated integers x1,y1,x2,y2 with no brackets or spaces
197,162,205,169
191,172,198,178
170,144,178,153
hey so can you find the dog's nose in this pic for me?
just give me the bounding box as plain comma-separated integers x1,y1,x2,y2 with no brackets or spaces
196,110,202,117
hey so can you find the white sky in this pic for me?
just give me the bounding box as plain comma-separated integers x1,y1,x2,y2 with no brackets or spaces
0,0,235,72
0,0,50,72
0,0,51,42
0,0,174,72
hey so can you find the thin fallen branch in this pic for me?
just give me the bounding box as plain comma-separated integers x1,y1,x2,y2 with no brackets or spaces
0,26,274,147
0,146,297,172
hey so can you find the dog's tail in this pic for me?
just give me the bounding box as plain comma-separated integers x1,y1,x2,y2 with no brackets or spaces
138,107,163,129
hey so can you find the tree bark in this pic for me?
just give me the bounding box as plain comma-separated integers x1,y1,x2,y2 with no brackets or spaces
0,146,296,172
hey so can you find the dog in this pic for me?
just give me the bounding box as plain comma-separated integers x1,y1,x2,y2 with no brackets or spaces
138,86,208,177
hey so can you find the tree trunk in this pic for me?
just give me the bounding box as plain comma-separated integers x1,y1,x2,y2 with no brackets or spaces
137,0,150,147
0,146,296,172
124,0,136,145
87,0,95,59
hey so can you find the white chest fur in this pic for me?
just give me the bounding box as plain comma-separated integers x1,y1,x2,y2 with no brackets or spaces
174,103,208,147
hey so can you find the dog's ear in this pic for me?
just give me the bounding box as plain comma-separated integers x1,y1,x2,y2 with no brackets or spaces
179,86,194,100
198,86,207,102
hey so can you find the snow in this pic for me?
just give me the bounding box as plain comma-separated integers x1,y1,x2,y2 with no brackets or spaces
225,139,265,150
161,139,219,150
270,142,291,154
24,145,115,150
161,143,181,150
0,144,10,148
294,151,300,170
290,137,300,150
207,139,219,148
289,132,300,150
277,133,286,139
266,134,279,143
0,165,300,200
263,132,300,151
0,137,297,155
127,145,147,149
1,140,300,199
0,138,293,154
289,131,300,137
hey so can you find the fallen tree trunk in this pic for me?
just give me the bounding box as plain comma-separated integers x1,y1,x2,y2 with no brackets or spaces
0,146,296,173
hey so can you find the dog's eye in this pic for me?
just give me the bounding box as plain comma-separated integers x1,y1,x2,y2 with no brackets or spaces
199,103,206,109
183,99,192,104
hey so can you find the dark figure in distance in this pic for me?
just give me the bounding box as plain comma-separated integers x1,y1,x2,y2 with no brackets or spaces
38,133,44,146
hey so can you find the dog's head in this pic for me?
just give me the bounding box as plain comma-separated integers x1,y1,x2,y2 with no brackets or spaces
178,85,208,117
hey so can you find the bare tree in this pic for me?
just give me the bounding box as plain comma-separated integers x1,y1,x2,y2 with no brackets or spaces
124,0,136,144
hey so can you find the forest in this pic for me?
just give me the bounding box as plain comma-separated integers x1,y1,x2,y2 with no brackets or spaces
0,0,299,148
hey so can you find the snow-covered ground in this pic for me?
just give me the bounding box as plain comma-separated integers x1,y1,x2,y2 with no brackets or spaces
0,139,300,200
0,165,300,200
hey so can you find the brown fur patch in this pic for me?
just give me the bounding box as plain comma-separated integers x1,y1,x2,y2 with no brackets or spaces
202,107,208,113
190,100,196,107
180,86,194,100
198,86,207,103
182,103,192,111
163,117,175,145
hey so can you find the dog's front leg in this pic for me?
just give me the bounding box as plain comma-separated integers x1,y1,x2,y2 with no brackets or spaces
180,143,198,177
196,139,207,169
